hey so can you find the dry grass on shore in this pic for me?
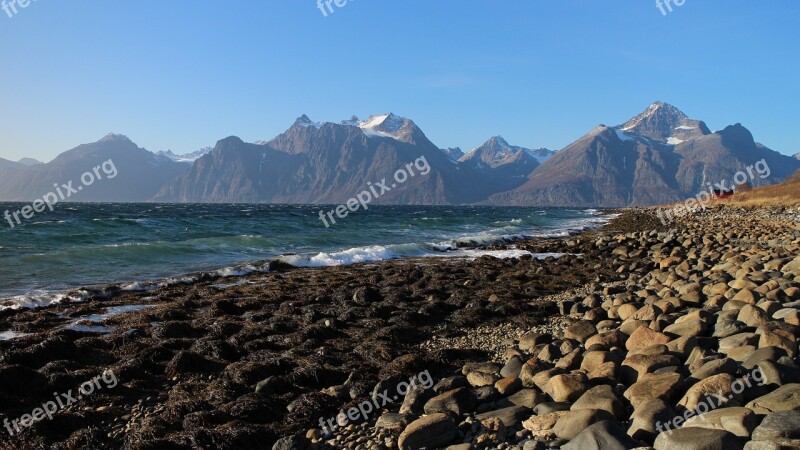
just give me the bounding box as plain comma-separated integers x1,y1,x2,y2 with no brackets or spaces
711,169,800,207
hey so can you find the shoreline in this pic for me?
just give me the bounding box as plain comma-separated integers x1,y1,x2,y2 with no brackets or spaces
0,208,615,313
1,205,797,449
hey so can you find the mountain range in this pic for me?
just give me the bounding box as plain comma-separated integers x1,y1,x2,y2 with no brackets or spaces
1,102,798,206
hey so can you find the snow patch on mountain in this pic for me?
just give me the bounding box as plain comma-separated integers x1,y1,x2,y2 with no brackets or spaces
157,147,213,163
615,130,634,142
441,147,464,161
525,148,555,164
667,137,685,145
357,113,410,140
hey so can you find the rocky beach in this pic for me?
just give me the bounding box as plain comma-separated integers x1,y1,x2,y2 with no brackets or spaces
1,205,800,450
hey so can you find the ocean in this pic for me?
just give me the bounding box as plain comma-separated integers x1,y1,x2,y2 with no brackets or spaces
0,203,612,310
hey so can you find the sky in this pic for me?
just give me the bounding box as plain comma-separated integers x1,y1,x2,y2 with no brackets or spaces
0,1,798,162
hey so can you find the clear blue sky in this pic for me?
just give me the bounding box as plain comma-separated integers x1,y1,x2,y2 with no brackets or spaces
1,1,798,162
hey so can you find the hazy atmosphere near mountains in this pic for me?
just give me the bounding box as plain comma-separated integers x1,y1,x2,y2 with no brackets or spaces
1,2,800,450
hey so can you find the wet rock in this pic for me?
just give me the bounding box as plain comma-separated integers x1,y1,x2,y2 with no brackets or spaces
552,409,616,441
522,411,568,438
746,383,800,414
433,376,470,393
738,304,769,327
663,319,709,337
555,348,583,371
501,356,524,378
518,332,551,352
751,410,800,445
624,372,683,408
563,320,597,343
626,326,671,351
497,388,544,409
562,420,639,450
272,434,310,450
621,354,680,384
495,375,522,395
585,331,626,350
682,407,760,437
742,347,786,369
398,413,456,450
544,374,587,403
689,357,739,382
423,388,477,415
462,361,501,376
570,384,626,419
475,405,532,428
627,398,676,441
475,417,507,446
375,413,411,431
654,427,743,450
713,320,748,338
679,373,741,410
399,381,433,416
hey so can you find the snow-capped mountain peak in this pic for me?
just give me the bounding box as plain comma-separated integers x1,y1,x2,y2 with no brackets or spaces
293,114,324,129
100,133,132,143
617,101,710,145
358,113,405,134
460,136,554,168
341,115,360,126
356,113,423,143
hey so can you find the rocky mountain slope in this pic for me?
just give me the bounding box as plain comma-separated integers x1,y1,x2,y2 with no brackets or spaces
0,157,22,171
489,103,800,206
154,115,499,204
456,136,553,192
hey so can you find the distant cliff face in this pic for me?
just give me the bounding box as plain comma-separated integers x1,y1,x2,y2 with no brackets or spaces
3,104,799,207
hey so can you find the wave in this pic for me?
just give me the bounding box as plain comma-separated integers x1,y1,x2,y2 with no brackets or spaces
279,244,428,267
0,207,615,312
0,289,91,312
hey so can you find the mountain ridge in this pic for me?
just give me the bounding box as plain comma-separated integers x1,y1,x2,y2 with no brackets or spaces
489,103,799,206
2,103,798,207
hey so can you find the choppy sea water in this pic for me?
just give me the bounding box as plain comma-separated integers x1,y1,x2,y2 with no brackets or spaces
0,203,613,310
